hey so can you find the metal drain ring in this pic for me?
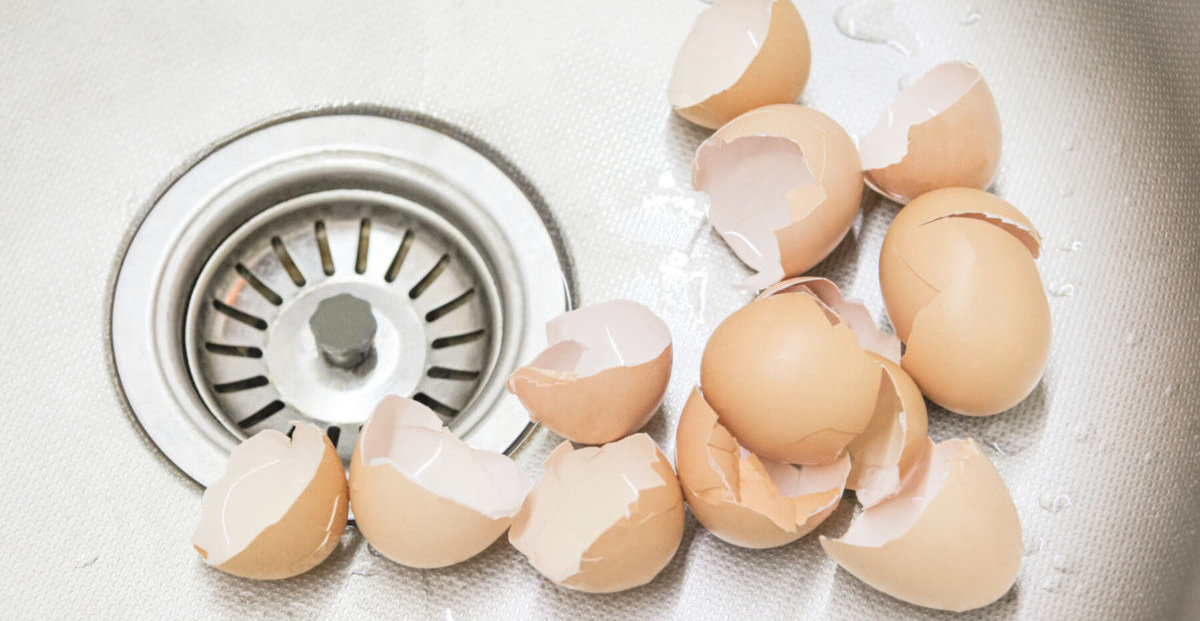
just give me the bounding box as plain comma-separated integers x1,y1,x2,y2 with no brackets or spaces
111,111,571,486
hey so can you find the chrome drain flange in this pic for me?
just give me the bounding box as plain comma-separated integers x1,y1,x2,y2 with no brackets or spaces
111,111,571,486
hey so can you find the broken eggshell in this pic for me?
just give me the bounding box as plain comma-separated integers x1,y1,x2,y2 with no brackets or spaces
701,292,881,465
820,438,1022,612
860,61,1002,204
675,387,850,549
844,355,929,507
349,396,527,569
669,0,811,130
879,188,1050,416
192,422,348,580
508,433,685,593
693,104,864,290
757,276,900,363
506,300,672,445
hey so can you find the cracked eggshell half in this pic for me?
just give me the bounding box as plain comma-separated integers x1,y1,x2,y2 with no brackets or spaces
844,355,928,507
192,422,348,580
700,292,881,465
693,104,864,290
820,438,1021,612
675,388,850,548
879,188,1050,416
349,396,527,569
860,61,1002,204
669,0,810,130
506,300,672,445
508,433,685,593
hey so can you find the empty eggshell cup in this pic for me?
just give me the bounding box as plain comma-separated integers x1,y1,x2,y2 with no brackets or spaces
669,0,811,130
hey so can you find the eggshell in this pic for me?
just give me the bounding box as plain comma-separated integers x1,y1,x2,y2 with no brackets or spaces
506,300,672,444
508,433,684,593
675,388,850,548
693,104,864,289
757,276,900,363
879,188,1050,415
349,396,526,568
192,422,348,580
820,438,1022,612
860,61,1003,204
701,293,881,464
844,355,929,507
669,0,810,130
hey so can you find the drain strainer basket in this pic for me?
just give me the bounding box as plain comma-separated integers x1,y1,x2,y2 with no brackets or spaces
111,111,571,486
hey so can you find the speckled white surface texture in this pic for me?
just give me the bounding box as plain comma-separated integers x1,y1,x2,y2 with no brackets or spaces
0,0,1197,618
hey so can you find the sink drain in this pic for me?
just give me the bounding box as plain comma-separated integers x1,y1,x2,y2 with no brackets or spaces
111,109,572,486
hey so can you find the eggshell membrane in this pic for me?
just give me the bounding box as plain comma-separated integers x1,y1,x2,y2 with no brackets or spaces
349,396,526,569
861,61,1002,204
700,293,881,465
693,104,864,289
820,438,1022,612
844,355,929,507
506,300,672,444
880,188,1050,415
675,388,850,549
508,434,685,593
192,423,348,580
669,0,810,130
757,276,900,363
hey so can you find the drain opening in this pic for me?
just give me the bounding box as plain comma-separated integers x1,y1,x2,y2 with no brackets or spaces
111,111,570,486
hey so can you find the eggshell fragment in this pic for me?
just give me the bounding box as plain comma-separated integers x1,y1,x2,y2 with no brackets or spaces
844,355,928,507
508,433,685,593
349,396,527,569
192,422,348,580
669,0,811,130
506,300,672,444
860,61,1002,204
879,188,1050,415
693,105,864,289
701,293,881,465
757,276,900,363
675,388,850,548
820,438,1022,612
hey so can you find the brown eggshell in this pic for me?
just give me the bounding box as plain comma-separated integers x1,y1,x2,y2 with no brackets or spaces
508,434,685,593
820,438,1022,612
861,61,1002,204
349,397,526,568
507,300,672,444
700,293,881,464
192,423,348,580
757,276,900,363
879,188,1050,415
669,0,810,130
844,355,929,507
675,388,850,548
693,104,864,289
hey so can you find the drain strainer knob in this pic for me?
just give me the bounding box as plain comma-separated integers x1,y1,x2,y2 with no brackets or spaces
309,294,378,369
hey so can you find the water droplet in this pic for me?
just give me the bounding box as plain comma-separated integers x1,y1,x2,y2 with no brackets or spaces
834,0,922,56
1041,575,1063,592
1039,492,1073,513
367,544,383,558
988,441,1007,457
898,72,920,89
1060,240,1083,252
1023,535,1046,557
351,566,376,577
657,171,676,189
1073,423,1092,442
1050,283,1076,297
1124,332,1143,346
959,5,982,25
73,554,99,569
1052,554,1073,574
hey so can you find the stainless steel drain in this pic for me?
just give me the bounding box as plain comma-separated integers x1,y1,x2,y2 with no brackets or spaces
111,110,571,486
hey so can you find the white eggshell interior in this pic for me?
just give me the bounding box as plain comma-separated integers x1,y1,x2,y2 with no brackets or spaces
859,61,981,170
192,423,325,566
694,135,817,289
838,438,961,547
534,300,670,377
668,0,774,108
361,396,527,519
759,452,851,500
